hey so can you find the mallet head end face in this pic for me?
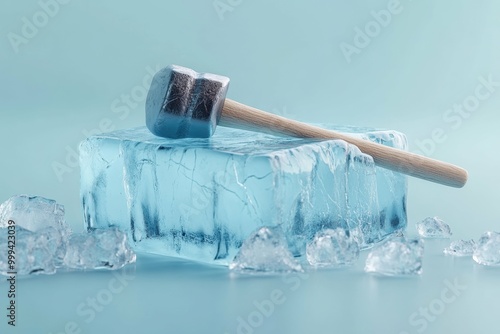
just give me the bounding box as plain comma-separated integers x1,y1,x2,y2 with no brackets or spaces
146,65,230,139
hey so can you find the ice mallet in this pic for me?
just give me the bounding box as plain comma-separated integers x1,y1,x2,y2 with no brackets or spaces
145,65,468,188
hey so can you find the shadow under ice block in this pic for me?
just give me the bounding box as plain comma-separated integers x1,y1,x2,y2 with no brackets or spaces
80,124,408,265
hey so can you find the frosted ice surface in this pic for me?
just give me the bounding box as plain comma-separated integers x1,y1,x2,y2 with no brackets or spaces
473,231,500,266
365,238,424,276
416,217,452,238
80,125,408,265
306,228,359,267
229,226,302,273
443,239,475,257
64,227,136,270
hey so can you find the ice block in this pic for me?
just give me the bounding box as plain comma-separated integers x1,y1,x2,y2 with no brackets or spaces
80,124,408,265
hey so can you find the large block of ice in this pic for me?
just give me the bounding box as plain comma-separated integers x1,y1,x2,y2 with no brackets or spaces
80,125,408,265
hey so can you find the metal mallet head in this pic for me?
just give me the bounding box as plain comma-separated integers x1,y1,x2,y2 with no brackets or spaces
146,65,229,139
145,65,468,188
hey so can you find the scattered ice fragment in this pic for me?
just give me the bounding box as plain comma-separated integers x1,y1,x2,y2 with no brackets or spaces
306,228,359,267
229,226,303,273
0,195,69,233
443,239,476,257
0,195,70,265
0,227,59,276
0,195,136,278
473,231,500,266
365,238,424,276
64,227,136,270
416,217,452,238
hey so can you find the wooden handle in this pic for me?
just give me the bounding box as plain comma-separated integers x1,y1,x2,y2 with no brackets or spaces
219,99,468,188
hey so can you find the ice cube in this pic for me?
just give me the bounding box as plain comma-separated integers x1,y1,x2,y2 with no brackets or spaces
229,226,302,273
63,227,136,270
416,217,452,238
473,231,500,266
0,195,70,265
365,238,424,276
443,239,475,257
306,228,359,267
80,125,408,265
0,195,68,233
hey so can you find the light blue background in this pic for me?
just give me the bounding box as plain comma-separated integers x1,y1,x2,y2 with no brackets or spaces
1,1,499,333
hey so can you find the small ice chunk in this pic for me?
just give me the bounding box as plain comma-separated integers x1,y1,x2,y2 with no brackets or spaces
473,231,500,266
306,229,359,267
229,226,303,273
0,195,68,233
416,217,452,238
443,239,476,257
0,227,60,276
0,195,70,265
0,195,136,277
365,238,424,276
64,227,136,270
